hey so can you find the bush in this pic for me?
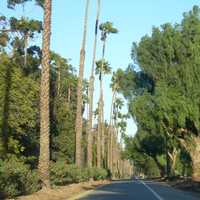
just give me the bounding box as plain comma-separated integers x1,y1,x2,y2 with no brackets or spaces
0,158,108,197
50,161,88,185
144,158,161,178
50,161,108,186
0,155,39,198
90,167,108,180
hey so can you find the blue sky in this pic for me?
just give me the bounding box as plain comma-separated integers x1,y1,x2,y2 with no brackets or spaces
1,0,200,136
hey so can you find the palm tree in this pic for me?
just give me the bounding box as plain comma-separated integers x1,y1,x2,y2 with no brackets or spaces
75,0,90,167
107,71,123,171
38,0,52,189
96,59,111,168
107,72,119,169
87,0,101,168
107,91,116,170
97,22,118,168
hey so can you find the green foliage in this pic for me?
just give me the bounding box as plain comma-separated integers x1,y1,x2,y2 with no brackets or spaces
120,5,200,178
7,0,44,9
0,2,79,197
10,17,42,34
95,59,111,78
50,52,77,163
50,162,84,185
99,22,118,41
146,159,161,177
50,161,108,186
92,167,108,180
0,54,39,157
0,155,39,198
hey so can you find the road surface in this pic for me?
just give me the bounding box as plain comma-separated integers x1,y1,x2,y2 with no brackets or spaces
79,179,200,200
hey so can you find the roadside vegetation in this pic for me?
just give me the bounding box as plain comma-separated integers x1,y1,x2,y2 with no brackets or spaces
1,1,200,199
0,0,132,198
119,6,200,186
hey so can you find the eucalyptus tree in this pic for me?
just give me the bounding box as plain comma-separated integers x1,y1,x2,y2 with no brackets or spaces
87,0,101,168
38,0,52,188
75,0,90,167
120,6,200,181
96,59,111,167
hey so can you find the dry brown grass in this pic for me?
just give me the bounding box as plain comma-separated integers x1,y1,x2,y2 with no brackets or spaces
14,180,110,200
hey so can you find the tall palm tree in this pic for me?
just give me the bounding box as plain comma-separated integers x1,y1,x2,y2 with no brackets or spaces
107,72,119,169
87,0,101,168
96,59,111,168
38,0,52,189
97,22,118,168
107,91,116,170
75,0,90,167
107,71,122,171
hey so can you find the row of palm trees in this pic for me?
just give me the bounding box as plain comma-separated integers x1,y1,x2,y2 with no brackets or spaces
75,0,119,169
39,0,132,189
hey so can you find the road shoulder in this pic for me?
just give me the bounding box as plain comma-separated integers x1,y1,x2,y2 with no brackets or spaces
15,180,110,200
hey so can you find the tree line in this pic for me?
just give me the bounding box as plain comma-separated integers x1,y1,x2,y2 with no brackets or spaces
119,5,200,182
0,0,132,198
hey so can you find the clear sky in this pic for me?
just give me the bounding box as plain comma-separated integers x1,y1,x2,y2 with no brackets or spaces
1,0,200,137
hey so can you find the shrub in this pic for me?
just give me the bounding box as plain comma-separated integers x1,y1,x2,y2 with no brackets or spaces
92,167,108,180
50,161,87,185
0,155,40,198
50,161,108,185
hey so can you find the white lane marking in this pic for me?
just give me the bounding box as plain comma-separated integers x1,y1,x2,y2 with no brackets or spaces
140,180,164,200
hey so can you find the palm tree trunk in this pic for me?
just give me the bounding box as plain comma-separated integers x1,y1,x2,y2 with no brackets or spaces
107,90,116,169
97,98,102,168
97,78,104,168
87,0,100,168
38,0,52,189
97,36,106,168
75,0,90,167
101,79,105,165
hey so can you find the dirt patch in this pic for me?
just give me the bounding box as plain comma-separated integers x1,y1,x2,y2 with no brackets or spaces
14,180,110,200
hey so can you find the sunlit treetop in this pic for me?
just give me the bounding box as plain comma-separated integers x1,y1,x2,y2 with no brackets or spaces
99,21,118,41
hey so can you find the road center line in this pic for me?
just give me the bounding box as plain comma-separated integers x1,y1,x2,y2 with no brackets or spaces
140,180,164,200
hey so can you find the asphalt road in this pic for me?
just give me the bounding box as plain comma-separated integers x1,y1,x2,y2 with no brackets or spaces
80,179,200,200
